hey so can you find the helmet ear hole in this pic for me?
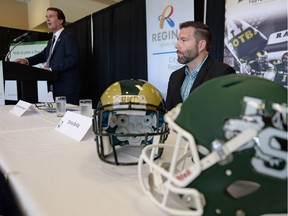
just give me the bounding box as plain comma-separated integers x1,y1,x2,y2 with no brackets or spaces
226,180,261,199
93,79,169,165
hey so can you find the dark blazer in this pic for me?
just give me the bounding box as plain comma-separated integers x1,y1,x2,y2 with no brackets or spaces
27,30,80,104
166,55,236,110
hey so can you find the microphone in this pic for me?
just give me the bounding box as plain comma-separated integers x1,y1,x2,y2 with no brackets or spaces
5,32,31,61
12,32,30,42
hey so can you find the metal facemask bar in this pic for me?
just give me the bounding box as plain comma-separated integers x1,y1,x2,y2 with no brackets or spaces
93,102,169,165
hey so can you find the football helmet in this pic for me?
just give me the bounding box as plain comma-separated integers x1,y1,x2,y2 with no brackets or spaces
93,79,169,165
138,75,287,215
256,50,269,66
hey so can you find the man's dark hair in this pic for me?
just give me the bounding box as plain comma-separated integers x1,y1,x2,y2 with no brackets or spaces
47,7,66,27
179,21,212,52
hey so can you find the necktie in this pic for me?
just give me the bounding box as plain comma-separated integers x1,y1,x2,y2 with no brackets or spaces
46,35,56,67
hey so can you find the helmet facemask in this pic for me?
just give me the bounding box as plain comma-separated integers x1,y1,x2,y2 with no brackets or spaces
138,103,206,216
93,80,169,165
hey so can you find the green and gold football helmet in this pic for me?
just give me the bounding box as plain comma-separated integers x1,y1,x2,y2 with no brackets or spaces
93,79,169,165
138,75,287,215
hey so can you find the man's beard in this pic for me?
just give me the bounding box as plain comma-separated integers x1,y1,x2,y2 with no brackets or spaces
177,46,199,64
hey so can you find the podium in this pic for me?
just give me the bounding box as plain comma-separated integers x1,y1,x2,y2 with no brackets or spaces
3,62,56,103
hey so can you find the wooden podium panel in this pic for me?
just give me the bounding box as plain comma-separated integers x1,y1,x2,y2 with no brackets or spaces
3,62,56,103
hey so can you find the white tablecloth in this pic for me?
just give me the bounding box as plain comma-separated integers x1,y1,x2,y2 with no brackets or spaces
0,105,169,216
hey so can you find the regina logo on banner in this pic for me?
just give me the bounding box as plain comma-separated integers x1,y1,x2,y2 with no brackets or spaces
158,5,175,29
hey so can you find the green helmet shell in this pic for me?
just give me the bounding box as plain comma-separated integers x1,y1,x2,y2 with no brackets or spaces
175,74,287,215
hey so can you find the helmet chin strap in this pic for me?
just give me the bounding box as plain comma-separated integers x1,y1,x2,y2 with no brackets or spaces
201,128,258,170
172,128,258,188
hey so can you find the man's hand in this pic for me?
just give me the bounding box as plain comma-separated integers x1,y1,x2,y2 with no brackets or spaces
14,58,28,65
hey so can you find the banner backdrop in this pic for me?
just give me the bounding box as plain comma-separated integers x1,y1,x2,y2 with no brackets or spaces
8,41,48,64
224,0,288,87
146,0,194,98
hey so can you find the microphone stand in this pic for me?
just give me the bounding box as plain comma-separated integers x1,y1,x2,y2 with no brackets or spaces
5,40,24,62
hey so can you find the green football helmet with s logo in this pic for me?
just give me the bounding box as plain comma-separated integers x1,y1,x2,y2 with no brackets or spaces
138,75,287,215
93,79,168,165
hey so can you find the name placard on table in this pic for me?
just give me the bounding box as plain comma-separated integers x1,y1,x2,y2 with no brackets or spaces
55,111,92,141
10,100,41,117
10,101,92,141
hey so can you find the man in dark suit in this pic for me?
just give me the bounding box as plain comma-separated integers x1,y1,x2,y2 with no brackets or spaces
166,21,235,110
15,7,80,105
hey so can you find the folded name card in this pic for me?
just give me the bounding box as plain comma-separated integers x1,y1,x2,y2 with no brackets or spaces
10,100,42,117
55,111,92,141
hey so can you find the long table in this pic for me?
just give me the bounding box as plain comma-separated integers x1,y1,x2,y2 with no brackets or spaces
0,105,168,216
